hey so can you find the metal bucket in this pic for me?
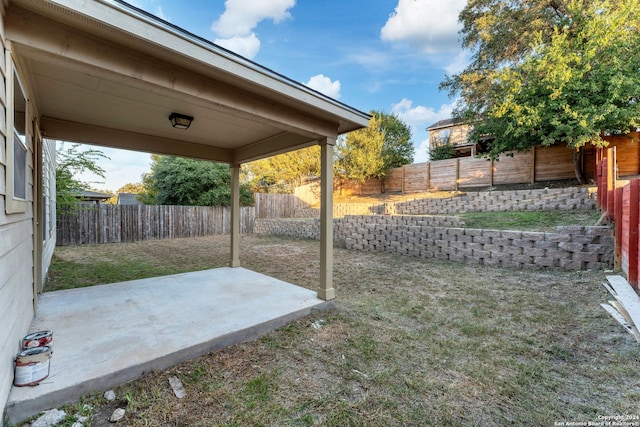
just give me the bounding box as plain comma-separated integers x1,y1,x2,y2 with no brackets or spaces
14,346,52,386
22,330,53,350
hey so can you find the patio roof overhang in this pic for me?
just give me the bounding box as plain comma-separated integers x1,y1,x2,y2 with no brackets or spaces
6,0,369,164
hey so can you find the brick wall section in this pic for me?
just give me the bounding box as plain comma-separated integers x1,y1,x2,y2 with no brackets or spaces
339,216,613,271
255,215,613,271
255,218,323,239
255,215,464,240
292,187,596,218
394,187,596,215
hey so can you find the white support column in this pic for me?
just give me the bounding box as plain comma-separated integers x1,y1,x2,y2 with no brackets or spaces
230,163,241,267
319,137,336,300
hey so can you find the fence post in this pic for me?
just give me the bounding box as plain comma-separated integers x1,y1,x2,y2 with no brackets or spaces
490,158,494,187
615,186,624,269
531,146,536,184
455,159,460,191
426,162,431,192
629,179,640,286
607,148,616,218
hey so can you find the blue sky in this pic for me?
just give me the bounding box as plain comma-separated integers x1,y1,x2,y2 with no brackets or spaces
81,0,467,192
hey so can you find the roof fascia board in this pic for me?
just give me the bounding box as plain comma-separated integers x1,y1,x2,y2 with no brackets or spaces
14,0,369,132
232,132,319,164
6,8,343,140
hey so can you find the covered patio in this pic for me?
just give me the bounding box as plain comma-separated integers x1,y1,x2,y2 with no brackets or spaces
6,268,332,424
8,0,368,301
2,0,368,423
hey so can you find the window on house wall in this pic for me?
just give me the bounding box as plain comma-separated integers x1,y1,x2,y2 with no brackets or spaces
5,51,30,214
13,72,27,200
436,129,450,146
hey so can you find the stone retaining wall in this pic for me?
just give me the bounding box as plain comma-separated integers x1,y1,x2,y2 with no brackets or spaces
255,215,465,241
292,187,596,218
339,215,612,271
393,187,596,215
255,215,613,271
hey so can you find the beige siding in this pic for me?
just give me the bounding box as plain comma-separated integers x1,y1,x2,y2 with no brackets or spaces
41,139,56,278
0,216,34,419
429,123,471,148
0,11,37,415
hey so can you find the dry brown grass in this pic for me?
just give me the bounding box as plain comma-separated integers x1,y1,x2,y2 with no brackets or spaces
48,235,640,427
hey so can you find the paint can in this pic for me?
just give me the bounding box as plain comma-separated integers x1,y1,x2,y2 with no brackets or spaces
21,330,53,350
14,346,52,387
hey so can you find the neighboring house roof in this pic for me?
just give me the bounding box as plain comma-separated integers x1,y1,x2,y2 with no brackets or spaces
426,118,466,131
117,193,143,205
76,190,111,202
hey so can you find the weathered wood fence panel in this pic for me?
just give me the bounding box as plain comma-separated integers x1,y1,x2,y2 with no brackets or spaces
402,163,428,192
458,156,492,188
385,168,403,192
429,158,458,190
493,150,533,185
534,145,575,181
57,205,255,246
254,193,309,218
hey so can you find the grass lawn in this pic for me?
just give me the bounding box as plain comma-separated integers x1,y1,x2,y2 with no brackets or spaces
44,234,639,426
459,210,602,231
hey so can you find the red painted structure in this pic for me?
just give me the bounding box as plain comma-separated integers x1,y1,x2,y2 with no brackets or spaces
596,147,640,287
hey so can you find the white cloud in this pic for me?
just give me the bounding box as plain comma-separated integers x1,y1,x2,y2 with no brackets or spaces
391,98,454,128
414,138,431,163
346,50,391,71
305,74,341,99
210,0,295,58
211,0,295,37
215,34,261,59
444,49,471,75
381,0,466,54
391,98,456,163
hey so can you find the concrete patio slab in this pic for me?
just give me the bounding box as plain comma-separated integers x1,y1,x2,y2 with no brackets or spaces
5,267,331,425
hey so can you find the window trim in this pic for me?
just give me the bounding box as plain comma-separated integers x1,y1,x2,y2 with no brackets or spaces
5,49,30,214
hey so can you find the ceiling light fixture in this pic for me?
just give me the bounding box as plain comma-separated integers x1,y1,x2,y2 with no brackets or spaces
169,112,194,130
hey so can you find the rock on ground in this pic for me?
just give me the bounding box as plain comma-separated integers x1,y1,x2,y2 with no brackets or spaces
31,409,66,427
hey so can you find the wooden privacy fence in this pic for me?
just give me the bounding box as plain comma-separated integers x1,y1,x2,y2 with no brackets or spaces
254,193,309,218
388,144,583,193
331,136,640,196
57,205,255,246
596,146,640,287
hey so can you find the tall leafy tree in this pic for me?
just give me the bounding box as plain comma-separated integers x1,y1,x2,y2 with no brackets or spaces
442,0,640,182
141,155,253,206
336,114,386,191
244,146,321,192
56,143,109,214
371,110,414,172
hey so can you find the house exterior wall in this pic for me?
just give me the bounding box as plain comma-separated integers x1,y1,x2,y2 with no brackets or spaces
0,8,55,420
42,139,56,280
429,123,472,148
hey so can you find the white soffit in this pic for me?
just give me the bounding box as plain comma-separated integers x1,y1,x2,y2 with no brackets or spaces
7,0,369,164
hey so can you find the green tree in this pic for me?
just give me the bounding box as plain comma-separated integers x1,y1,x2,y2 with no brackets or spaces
441,0,640,182
138,154,161,205
336,114,386,192
141,156,253,206
429,136,455,161
371,110,414,172
244,146,320,193
56,143,109,214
